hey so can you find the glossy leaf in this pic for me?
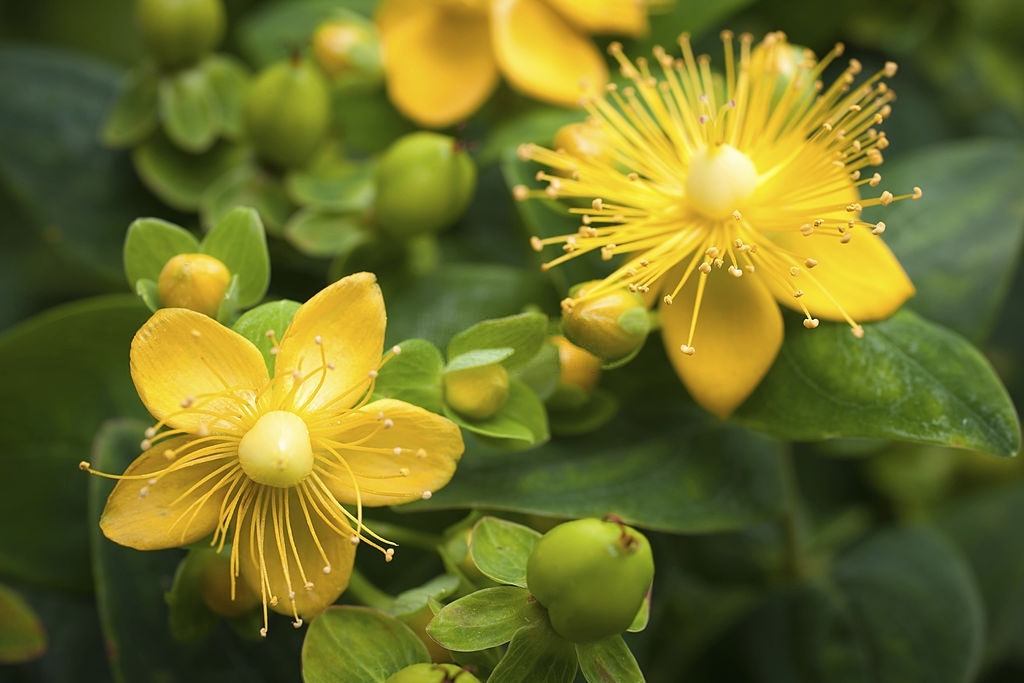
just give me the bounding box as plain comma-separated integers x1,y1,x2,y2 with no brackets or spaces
469,517,542,588
576,635,644,683
445,348,515,373
487,619,578,683
302,606,429,683
132,133,251,212
158,64,220,153
202,54,250,140
0,296,148,591
447,312,549,371
372,338,446,414
283,209,372,258
101,63,159,148
0,583,47,664
426,586,544,652
285,163,375,213
736,311,1021,457
123,216,199,286
201,165,295,236
864,139,1024,342
232,299,301,375
201,206,270,307
388,574,461,619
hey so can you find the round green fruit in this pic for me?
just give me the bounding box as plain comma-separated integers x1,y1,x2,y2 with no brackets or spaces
373,132,476,238
244,58,332,169
526,517,653,643
385,663,481,683
136,0,225,69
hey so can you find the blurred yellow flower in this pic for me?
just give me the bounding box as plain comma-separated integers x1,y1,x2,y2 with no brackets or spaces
375,0,651,128
82,272,464,635
517,32,920,417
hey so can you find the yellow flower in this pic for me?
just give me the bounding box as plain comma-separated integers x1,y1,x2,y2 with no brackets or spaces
375,0,651,128
516,32,920,417
81,272,464,635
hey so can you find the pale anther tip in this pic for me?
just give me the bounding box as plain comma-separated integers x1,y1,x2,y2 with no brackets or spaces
803,318,820,329
680,345,695,356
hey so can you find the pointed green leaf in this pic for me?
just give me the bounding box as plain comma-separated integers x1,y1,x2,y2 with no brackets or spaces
285,162,375,213
372,338,445,413
135,278,160,312
736,311,1021,457
123,216,199,285
576,635,644,683
486,619,578,683
164,549,218,643
284,209,372,258
426,586,543,651
388,574,461,619
202,54,250,140
232,299,301,375
201,165,295,236
101,63,159,148
445,380,548,447
132,133,251,211
448,312,549,371
445,348,516,373
158,64,220,153
0,583,47,664
864,139,1024,342
201,206,270,307
302,606,429,683
469,517,542,588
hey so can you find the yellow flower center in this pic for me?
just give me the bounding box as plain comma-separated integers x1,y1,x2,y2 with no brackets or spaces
685,144,759,220
238,410,314,487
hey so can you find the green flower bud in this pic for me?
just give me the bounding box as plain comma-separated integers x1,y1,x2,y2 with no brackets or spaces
561,282,649,365
244,58,332,169
197,549,260,619
526,517,653,643
373,132,477,238
551,335,602,395
385,663,481,683
444,363,509,421
312,19,383,82
136,0,225,70
157,253,231,317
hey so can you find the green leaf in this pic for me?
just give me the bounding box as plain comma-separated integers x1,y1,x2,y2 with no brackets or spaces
302,606,429,683
388,574,461,619
232,299,301,375
736,311,1021,457
285,162,376,213
0,296,148,591
486,619,578,683
132,133,251,212
90,418,305,680
576,635,644,683
549,389,619,437
0,583,47,664
135,278,161,312
445,348,516,373
164,549,218,643
426,586,544,652
447,312,548,371
469,517,542,588
201,206,270,307
101,63,159,148
372,338,446,413
445,380,549,448
201,164,295,236
720,527,983,683
123,216,199,285
202,54,250,140
158,64,220,153
864,139,1024,343
284,209,373,258
414,408,785,534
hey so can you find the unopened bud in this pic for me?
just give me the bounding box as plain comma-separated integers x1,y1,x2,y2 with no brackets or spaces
157,253,231,317
443,363,510,421
562,282,649,364
385,662,482,683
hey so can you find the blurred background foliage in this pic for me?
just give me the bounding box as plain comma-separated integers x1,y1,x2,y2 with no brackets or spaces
1,0,1023,681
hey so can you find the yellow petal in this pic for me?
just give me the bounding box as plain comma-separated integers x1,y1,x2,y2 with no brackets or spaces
660,271,784,418
273,273,385,414
761,230,915,321
236,488,356,620
541,0,648,36
375,0,427,34
378,3,498,127
99,436,226,550
491,0,608,106
131,309,268,433
320,399,464,507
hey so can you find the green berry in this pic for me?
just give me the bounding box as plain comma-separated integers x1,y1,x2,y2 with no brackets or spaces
244,58,332,169
136,0,225,69
385,662,481,683
526,517,653,643
373,132,476,238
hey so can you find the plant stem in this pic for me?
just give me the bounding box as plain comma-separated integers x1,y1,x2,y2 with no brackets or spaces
363,518,444,551
345,568,394,610
777,448,809,581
